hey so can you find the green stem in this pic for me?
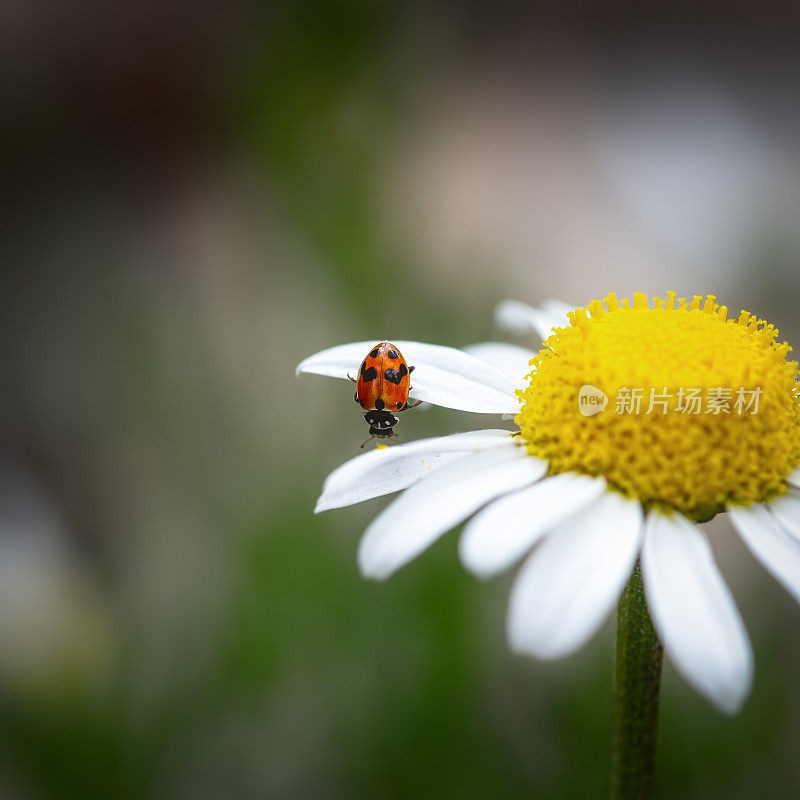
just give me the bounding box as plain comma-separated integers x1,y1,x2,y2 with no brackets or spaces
610,561,663,800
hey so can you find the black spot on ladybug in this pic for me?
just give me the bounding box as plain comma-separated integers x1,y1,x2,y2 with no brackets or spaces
375,398,385,410
384,368,401,384
386,349,398,359
397,363,408,379
359,360,367,375
397,401,403,409
361,366,378,382
370,348,380,358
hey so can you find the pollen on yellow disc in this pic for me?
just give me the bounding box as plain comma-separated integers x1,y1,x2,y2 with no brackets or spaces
516,292,800,520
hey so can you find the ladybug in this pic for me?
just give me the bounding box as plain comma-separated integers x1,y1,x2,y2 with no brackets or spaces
349,342,422,446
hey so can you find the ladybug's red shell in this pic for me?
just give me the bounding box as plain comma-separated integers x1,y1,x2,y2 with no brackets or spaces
356,342,411,412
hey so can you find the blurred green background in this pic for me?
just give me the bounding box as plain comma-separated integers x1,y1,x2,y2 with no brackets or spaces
2,2,800,797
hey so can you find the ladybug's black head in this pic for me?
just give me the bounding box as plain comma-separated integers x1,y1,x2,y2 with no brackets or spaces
364,409,398,438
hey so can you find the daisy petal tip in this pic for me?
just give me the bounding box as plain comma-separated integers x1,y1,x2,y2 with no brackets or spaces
355,550,379,580
356,551,392,582
294,361,317,379
705,666,752,715
506,625,532,657
506,628,566,661
493,299,519,321
295,353,320,376
495,298,574,339
507,620,573,661
460,559,494,583
718,687,749,716
314,483,339,513
358,566,385,582
356,533,398,582
462,512,548,579
313,497,329,514
643,511,754,717
457,536,501,581
702,642,754,715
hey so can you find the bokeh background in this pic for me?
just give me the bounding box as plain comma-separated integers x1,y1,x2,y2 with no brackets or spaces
3,2,800,797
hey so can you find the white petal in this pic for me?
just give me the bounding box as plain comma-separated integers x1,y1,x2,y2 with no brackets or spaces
495,299,573,340
463,342,536,385
788,466,800,489
315,429,516,512
728,503,800,603
508,492,643,659
297,340,519,414
641,511,753,714
541,299,575,321
767,490,800,544
459,472,606,578
357,447,546,580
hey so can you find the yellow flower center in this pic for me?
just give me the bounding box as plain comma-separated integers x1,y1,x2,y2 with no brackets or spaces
516,292,800,520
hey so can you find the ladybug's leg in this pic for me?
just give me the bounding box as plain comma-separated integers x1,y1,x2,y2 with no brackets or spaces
408,365,415,373
400,399,423,411
347,373,357,383
360,435,377,448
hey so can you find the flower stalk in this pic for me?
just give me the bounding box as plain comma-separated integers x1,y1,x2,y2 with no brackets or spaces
611,561,663,800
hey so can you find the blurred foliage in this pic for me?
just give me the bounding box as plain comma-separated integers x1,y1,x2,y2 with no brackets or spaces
237,0,482,345
2,493,798,798
240,1,400,308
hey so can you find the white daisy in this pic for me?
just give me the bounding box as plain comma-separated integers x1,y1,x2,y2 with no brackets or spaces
297,292,800,714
